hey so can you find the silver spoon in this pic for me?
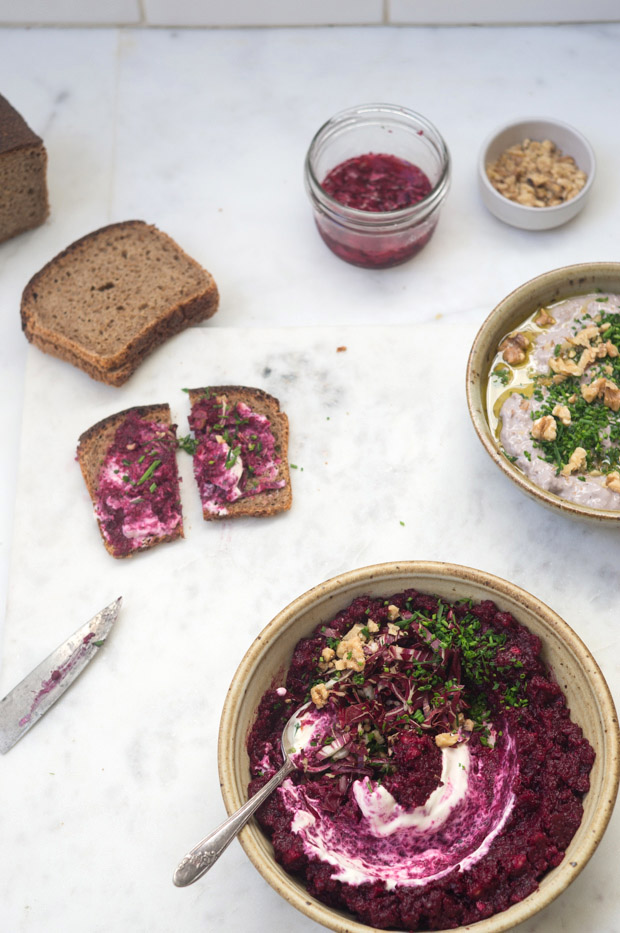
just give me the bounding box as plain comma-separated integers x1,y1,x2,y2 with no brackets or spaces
173,699,339,887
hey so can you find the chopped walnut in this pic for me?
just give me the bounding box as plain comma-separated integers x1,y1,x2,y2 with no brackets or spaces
321,647,335,662
500,332,529,365
531,415,557,441
578,347,597,372
604,472,620,494
366,619,379,633
567,324,599,348
550,346,595,377
386,605,400,622
435,732,459,748
535,307,555,327
336,627,366,670
581,377,606,403
606,341,619,358
549,356,582,377
486,138,587,207
581,376,620,410
552,403,571,426
561,446,587,476
604,381,620,412
311,683,330,708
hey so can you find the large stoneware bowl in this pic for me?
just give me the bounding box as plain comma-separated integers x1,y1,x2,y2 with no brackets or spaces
218,561,619,933
467,262,620,525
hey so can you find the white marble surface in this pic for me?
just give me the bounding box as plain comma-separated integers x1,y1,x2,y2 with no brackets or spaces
1,23,620,933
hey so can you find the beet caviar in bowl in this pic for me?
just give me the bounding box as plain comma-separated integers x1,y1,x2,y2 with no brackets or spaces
218,561,619,933
304,104,450,269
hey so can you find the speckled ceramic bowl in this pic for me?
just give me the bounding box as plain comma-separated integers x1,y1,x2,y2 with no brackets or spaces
478,118,595,230
467,262,620,525
218,560,619,933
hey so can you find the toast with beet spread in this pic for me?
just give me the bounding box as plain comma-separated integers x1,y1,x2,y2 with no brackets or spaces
21,221,219,386
77,404,184,558
186,386,291,520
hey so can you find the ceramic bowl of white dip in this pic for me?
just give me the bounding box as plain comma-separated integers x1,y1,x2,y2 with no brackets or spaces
218,560,618,933
478,118,595,230
467,262,620,524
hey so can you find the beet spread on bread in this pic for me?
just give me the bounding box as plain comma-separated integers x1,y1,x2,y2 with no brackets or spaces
77,404,184,558
186,386,292,520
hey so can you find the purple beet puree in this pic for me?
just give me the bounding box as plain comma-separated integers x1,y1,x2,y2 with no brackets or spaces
93,412,182,557
247,591,594,930
188,392,284,516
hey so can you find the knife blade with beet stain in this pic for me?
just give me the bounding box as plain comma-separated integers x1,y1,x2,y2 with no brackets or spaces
0,597,121,754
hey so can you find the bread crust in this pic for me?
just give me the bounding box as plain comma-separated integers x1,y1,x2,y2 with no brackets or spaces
21,221,219,383
187,386,292,520
0,93,43,153
0,95,49,243
77,404,184,558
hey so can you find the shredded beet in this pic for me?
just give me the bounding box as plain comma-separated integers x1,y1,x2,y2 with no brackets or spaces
322,153,432,212
247,590,595,930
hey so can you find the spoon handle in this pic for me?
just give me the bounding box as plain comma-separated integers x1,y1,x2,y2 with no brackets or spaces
173,757,296,887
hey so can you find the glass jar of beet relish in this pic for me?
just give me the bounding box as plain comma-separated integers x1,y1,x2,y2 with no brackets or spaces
304,103,450,269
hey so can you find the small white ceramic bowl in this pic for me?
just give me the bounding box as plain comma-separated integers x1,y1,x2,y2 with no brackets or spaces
478,118,595,230
219,561,619,933
467,262,620,525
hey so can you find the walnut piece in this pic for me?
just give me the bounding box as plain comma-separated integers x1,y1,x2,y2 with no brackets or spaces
486,138,587,207
561,446,587,476
335,625,366,670
604,472,620,494
311,683,330,708
387,604,400,621
531,414,557,441
581,376,620,410
567,324,599,348
500,331,529,365
552,403,572,426
535,307,555,327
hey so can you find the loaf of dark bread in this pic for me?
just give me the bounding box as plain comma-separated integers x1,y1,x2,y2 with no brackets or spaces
77,404,184,558
0,94,49,244
22,221,219,385
187,386,292,520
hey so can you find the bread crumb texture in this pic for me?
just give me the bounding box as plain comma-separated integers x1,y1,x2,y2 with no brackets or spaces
0,94,49,244
21,220,219,384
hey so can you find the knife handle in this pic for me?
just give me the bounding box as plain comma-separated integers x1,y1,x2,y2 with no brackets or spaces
173,756,296,886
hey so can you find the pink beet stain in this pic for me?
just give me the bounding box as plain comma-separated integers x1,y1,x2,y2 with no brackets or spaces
17,638,95,728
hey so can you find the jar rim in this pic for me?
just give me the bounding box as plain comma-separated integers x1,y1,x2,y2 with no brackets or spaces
304,103,451,226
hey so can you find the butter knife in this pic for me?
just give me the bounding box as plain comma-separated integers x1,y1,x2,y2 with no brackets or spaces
0,597,121,754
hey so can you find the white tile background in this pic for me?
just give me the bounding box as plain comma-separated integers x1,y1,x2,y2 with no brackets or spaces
0,0,619,26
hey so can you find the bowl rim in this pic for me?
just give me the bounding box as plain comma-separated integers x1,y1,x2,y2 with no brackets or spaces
466,261,620,523
478,116,596,215
218,559,620,933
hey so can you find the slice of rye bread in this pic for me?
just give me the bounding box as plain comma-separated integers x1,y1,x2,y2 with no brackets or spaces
188,386,292,520
77,404,184,558
0,94,49,244
27,330,138,387
21,220,219,384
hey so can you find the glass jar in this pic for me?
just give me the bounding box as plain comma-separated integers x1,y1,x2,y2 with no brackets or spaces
304,103,450,269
